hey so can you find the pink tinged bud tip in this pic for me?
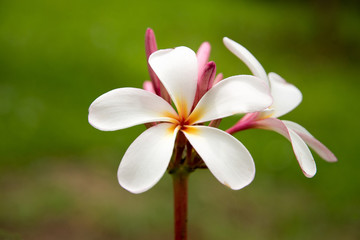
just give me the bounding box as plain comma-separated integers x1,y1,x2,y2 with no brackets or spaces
192,61,216,109
145,28,171,103
196,42,211,79
145,28,160,93
213,73,224,86
143,81,156,94
145,28,158,60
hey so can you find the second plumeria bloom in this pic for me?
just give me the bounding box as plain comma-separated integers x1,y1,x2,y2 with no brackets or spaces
224,37,337,178
89,46,272,193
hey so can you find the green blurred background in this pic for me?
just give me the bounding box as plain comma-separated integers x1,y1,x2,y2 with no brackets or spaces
1,0,359,239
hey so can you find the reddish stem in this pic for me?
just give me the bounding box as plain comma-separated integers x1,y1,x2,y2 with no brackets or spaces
172,170,188,240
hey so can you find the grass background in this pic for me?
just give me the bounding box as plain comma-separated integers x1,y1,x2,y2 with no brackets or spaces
0,0,359,239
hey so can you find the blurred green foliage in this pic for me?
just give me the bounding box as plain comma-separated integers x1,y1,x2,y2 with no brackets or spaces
0,0,359,239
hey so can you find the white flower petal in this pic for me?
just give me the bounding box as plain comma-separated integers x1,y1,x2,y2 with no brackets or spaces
254,118,316,177
189,75,272,124
118,123,179,194
223,37,268,84
282,120,337,162
182,126,255,190
268,72,302,118
149,47,198,117
88,88,177,131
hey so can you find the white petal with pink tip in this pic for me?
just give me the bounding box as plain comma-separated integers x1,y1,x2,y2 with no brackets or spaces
118,123,179,194
183,126,255,190
254,118,317,177
282,120,337,162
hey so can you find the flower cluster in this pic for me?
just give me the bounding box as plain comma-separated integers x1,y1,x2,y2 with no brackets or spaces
223,37,337,177
88,29,336,194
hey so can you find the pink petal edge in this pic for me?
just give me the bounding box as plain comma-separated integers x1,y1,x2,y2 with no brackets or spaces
253,118,317,178
282,120,337,162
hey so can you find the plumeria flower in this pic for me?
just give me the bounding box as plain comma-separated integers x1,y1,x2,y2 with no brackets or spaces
88,46,272,193
143,28,223,129
143,28,218,108
223,37,337,178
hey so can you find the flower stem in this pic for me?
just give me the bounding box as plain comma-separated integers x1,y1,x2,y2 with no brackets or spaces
172,170,189,240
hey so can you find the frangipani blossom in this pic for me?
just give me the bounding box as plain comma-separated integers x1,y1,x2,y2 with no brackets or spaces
89,46,272,193
144,28,216,108
223,37,337,178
